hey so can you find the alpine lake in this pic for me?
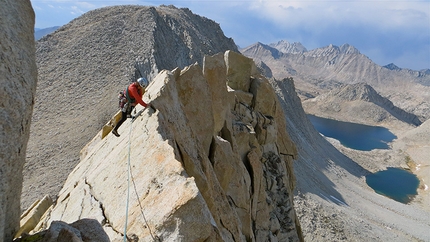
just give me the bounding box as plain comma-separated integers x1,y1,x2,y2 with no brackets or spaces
308,115,419,204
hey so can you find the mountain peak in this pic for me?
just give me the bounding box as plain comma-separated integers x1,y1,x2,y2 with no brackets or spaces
339,43,360,54
269,40,307,54
383,63,401,70
240,42,282,59
336,83,378,101
312,83,378,103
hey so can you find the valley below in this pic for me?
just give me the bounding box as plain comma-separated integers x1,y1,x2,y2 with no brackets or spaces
249,41,430,240
294,98,430,241
305,133,430,241
301,89,430,209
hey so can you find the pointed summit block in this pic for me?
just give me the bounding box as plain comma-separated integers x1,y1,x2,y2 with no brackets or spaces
225,50,259,92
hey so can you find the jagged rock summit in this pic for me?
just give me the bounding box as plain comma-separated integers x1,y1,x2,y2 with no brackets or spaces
383,63,401,71
24,4,238,210
303,83,422,127
34,51,302,241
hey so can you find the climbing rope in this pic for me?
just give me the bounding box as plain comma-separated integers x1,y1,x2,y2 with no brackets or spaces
130,157,159,241
123,121,133,242
123,109,159,242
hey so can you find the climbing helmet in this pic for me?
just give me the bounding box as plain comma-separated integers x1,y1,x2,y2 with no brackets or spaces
137,77,149,88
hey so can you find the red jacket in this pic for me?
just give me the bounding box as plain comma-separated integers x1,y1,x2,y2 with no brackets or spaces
127,82,148,108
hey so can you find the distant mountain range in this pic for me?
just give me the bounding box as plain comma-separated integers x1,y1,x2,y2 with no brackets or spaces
241,41,429,85
241,41,430,122
34,26,60,40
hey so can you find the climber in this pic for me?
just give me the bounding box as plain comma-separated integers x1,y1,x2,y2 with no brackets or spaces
112,77,150,137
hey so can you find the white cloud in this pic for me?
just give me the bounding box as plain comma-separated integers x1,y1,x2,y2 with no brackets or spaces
71,6,85,15
237,0,429,69
247,0,429,31
75,2,97,10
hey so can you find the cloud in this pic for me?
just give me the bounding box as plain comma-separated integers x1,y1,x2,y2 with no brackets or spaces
233,0,429,69
248,1,429,30
75,2,97,9
71,6,85,15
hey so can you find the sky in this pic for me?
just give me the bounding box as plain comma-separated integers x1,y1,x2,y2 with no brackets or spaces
30,0,430,70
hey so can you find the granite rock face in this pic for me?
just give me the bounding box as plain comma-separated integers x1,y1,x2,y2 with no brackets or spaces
24,5,238,210
36,51,302,241
0,0,37,241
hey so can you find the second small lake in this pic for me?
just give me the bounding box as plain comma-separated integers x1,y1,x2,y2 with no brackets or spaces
366,167,419,203
308,115,397,151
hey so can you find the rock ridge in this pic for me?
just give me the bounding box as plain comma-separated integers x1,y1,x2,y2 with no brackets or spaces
24,4,238,211
34,51,302,241
303,83,422,127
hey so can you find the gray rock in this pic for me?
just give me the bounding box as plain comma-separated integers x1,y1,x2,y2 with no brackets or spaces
0,0,37,241
43,219,109,242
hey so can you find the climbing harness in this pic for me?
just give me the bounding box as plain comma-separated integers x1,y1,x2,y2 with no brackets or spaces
123,108,159,242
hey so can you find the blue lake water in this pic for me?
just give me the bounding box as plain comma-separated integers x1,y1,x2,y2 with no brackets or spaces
306,115,419,203
366,167,419,204
307,115,397,151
